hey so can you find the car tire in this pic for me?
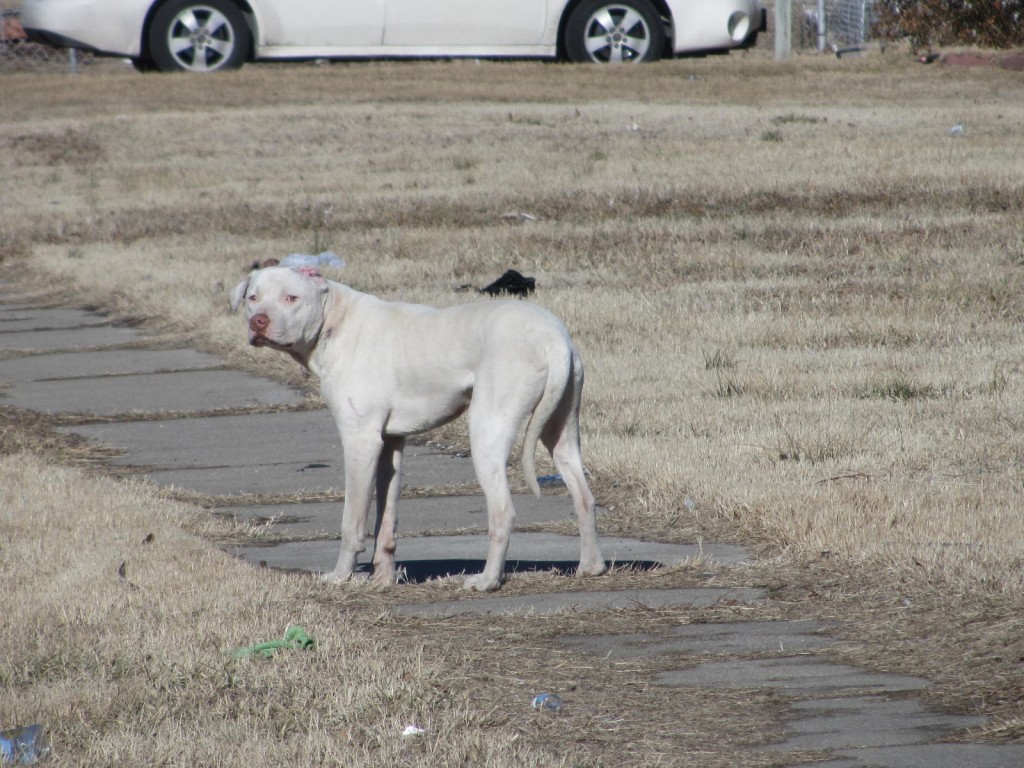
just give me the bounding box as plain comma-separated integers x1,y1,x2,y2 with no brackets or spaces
130,55,157,72
148,0,249,73
564,0,665,63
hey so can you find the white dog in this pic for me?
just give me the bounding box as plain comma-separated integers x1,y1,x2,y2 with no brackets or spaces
230,266,606,591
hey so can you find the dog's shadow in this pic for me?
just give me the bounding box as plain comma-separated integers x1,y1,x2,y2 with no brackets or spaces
381,558,661,584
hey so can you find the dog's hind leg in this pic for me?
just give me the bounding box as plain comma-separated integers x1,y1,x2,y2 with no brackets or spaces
541,359,606,576
463,430,517,591
462,382,538,592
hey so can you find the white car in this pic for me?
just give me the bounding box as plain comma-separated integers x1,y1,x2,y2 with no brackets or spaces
22,0,766,73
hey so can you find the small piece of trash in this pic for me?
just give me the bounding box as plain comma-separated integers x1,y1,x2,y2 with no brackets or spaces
0,723,50,764
480,269,536,298
532,693,562,712
500,211,537,223
279,251,345,269
683,497,697,512
537,474,563,488
949,123,965,137
402,724,426,737
227,625,316,659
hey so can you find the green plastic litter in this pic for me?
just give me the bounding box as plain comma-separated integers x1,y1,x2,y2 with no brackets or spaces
228,625,316,659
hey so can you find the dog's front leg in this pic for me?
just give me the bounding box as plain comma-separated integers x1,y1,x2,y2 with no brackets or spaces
371,436,405,584
323,431,383,584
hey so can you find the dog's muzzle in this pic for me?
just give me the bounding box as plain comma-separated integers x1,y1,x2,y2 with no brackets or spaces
249,313,270,345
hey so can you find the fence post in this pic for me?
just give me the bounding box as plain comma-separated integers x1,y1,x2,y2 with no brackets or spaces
817,0,827,51
775,0,792,60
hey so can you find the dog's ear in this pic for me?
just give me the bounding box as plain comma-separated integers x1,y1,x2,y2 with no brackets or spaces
229,274,251,312
294,266,328,287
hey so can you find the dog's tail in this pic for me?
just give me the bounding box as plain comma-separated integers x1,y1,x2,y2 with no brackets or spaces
521,342,576,498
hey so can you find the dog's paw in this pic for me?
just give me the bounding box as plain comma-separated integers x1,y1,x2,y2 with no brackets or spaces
321,568,354,584
578,559,608,577
463,572,501,592
370,568,399,586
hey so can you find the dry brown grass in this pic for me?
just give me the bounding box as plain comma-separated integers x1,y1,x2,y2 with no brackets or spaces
0,451,791,766
4,48,1024,761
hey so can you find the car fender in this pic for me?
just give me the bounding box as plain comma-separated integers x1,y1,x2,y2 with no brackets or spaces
665,0,763,53
21,0,150,57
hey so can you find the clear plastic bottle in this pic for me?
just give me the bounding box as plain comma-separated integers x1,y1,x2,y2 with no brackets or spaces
0,724,50,764
531,693,562,712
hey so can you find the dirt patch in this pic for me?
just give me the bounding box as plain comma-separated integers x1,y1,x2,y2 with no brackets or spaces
0,405,124,465
941,51,1024,71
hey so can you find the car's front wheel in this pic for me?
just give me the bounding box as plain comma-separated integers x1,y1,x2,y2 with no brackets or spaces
564,0,666,63
148,0,249,72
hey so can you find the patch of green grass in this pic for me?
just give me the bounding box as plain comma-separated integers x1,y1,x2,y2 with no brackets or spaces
856,376,941,401
711,373,745,398
771,114,827,125
702,347,737,370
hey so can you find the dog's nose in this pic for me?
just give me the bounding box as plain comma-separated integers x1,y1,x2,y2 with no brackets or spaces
249,313,270,333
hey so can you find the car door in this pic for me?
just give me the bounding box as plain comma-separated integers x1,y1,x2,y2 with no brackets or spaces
260,0,386,47
382,0,549,47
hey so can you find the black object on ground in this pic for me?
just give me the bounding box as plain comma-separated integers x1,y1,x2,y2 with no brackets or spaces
480,269,536,297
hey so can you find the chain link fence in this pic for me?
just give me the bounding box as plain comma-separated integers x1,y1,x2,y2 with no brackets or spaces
800,0,876,50
766,0,878,59
1,2,95,73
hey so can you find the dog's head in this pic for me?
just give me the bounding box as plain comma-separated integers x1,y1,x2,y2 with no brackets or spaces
230,266,329,357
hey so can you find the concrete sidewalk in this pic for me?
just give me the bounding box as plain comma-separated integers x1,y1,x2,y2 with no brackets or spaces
3,283,1022,768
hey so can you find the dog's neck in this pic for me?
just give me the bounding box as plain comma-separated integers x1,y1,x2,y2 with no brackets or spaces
306,281,350,377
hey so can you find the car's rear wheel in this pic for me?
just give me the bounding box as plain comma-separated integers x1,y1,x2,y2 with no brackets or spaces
565,0,665,63
148,0,249,72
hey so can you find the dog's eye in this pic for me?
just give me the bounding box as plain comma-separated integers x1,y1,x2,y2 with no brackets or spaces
284,295,299,303
247,294,257,302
